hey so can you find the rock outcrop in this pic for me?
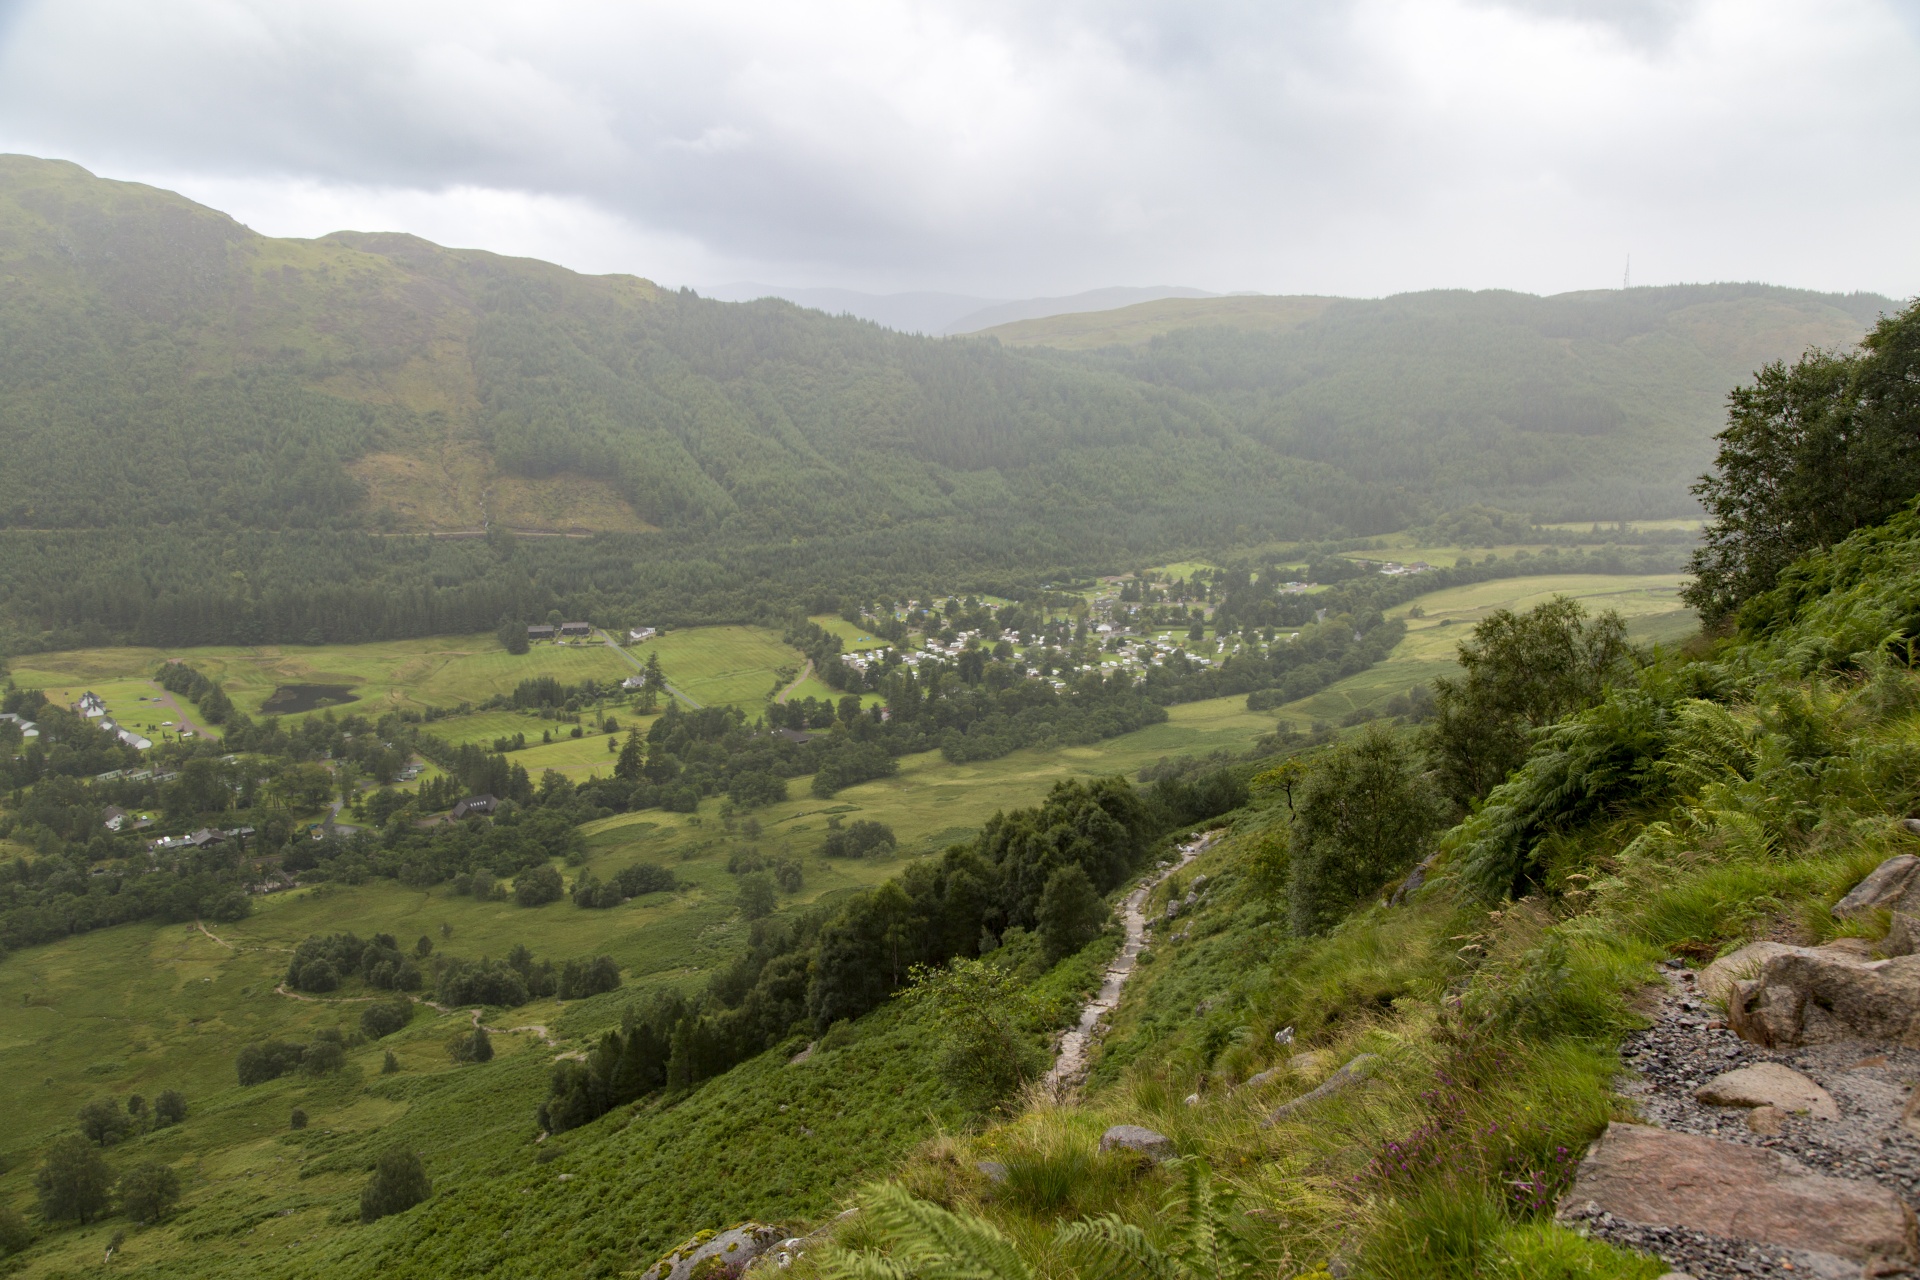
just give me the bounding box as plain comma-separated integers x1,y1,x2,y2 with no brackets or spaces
1098,1125,1176,1162
1728,948,1920,1048
1265,1053,1379,1125
641,1223,787,1280
1558,1123,1916,1271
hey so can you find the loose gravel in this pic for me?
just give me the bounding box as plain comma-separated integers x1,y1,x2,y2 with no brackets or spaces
1576,961,1920,1279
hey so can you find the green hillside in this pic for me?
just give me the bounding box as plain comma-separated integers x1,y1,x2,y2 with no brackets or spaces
0,154,1886,654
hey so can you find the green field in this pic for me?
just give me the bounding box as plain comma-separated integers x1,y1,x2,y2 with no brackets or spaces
8,636,638,723
1263,572,1695,727
619,626,806,709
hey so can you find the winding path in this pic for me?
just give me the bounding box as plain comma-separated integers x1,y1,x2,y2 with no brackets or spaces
1044,828,1218,1097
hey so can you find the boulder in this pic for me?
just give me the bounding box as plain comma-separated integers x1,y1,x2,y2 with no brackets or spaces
1557,1123,1916,1266
975,1160,1008,1184
1727,948,1920,1048
1833,854,1920,919
1699,941,1801,1006
1695,1062,1839,1119
1098,1125,1176,1162
641,1223,787,1280
1266,1053,1380,1125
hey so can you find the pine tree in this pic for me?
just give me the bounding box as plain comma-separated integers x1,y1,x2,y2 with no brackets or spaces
615,730,645,781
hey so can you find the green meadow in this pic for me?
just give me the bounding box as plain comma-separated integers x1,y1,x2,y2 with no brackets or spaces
0,569,1706,1275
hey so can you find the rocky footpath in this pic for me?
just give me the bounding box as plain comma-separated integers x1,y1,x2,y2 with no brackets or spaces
1560,846,1920,1280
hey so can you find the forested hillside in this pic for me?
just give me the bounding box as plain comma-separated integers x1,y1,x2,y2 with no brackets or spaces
0,154,1890,654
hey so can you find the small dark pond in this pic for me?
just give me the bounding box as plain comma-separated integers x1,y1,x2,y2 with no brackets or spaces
261,684,359,715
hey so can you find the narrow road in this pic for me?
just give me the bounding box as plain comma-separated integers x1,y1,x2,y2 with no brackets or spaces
1044,828,1218,1097
774,660,814,704
143,680,209,741
599,631,702,709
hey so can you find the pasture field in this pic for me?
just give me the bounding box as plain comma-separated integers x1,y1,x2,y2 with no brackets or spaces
808,615,890,652
619,626,806,709
1263,572,1695,727
8,635,638,723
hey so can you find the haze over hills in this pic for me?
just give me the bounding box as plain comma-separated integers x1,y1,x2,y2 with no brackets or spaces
695,283,1220,336
0,152,1895,648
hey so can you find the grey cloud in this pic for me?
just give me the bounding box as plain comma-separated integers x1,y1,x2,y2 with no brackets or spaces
0,0,1916,297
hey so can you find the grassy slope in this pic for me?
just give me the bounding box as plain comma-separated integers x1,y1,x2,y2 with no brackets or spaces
0,569,1710,1275
835,526,1920,1280
978,296,1342,349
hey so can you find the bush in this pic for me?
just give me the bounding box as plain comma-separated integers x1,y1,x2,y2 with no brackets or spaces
513,864,564,907
557,955,622,1000
118,1161,181,1224
450,1027,493,1063
360,997,414,1040
290,1108,308,1130
360,1147,431,1222
737,872,777,920
1289,724,1446,935
236,1040,305,1086
615,862,677,896
774,859,804,894
302,1030,347,1075
0,1204,32,1255
382,1049,400,1074
821,819,896,859
295,959,340,992
152,1089,187,1127
35,1135,112,1223
77,1097,134,1146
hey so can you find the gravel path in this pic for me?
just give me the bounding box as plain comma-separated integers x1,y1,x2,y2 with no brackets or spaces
1577,961,1920,1278
1044,830,1216,1096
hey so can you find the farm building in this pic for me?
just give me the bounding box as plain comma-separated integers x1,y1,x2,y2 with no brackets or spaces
560,621,592,638
527,624,557,642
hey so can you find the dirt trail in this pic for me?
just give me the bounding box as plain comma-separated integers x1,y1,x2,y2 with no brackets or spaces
774,660,815,704
1044,829,1218,1097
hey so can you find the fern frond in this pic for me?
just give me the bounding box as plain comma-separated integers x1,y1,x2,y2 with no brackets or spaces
848,1182,1036,1280
1056,1214,1181,1280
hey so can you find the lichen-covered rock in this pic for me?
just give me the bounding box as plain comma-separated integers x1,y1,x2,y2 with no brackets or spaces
641,1223,786,1280
1098,1125,1175,1162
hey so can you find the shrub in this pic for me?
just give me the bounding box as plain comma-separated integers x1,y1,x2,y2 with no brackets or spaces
360,1147,431,1222
450,1027,493,1063
737,873,777,920
302,1031,347,1076
35,1135,112,1223
290,1109,308,1130
236,1040,305,1086
557,956,622,1000
614,862,677,896
382,1049,400,1074
77,1097,134,1146
295,959,339,992
117,1161,181,1224
1289,724,1446,935
513,864,563,907
360,997,414,1040
774,859,804,894
0,1204,32,1255
821,819,896,859
152,1089,187,1127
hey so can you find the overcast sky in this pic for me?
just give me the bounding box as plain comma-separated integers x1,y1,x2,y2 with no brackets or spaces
1,0,1916,300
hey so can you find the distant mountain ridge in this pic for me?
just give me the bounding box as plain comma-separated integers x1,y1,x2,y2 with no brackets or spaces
698,282,1220,335
0,152,1899,648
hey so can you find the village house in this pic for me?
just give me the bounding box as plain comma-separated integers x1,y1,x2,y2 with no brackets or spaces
102,805,130,831
0,711,39,738
452,794,498,820
77,691,108,717
559,621,592,639
527,624,557,642
628,626,656,643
